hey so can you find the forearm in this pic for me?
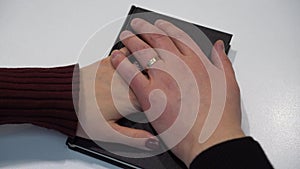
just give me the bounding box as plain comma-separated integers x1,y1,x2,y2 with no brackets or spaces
0,64,79,137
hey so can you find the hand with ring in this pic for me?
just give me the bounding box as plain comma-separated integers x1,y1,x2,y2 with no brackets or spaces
110,18,245,167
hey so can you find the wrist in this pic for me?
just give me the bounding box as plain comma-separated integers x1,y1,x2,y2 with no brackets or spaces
184,129,246,167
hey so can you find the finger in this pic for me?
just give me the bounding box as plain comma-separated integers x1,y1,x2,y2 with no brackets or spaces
120,30,162,69
110,50,149,92
154,19,194,56
211,40,223,70
211,40,235,74
109,122,160,151
212,40,241,96
130,18,182,57
154,19,212,66
119,47,130,56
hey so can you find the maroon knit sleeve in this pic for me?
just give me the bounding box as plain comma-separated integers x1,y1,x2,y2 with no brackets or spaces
0,64,79,137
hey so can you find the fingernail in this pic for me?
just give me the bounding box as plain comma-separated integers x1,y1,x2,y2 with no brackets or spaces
145,138,160,150
120,30,133,40
131,18,141,27
111,51,120,60
217,40,225,52
154,19,164,26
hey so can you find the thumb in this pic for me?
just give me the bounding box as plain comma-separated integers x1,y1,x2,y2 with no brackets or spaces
211,40,235,74
109,122,160,151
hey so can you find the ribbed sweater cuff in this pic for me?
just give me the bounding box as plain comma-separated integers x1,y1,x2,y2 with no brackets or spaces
0,64,79,137
190,137,273,169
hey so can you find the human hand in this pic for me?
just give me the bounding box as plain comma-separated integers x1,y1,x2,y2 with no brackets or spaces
76,48,160,151
110,18,245,166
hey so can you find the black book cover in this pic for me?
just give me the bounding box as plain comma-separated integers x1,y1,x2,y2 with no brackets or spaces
110,6,232,56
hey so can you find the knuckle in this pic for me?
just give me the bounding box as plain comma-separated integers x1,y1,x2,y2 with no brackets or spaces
136,48,156,58
157,21,173,30
138,44,150,51
149,33,167,42
149,34,173,51
173,32,188,42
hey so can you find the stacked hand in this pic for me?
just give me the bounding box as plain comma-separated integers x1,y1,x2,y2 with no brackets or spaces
110,18,245,166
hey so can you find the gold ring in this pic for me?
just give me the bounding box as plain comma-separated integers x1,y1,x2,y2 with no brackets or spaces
147,57,159,68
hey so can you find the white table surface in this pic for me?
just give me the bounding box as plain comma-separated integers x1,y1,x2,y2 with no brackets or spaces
0,0,299,168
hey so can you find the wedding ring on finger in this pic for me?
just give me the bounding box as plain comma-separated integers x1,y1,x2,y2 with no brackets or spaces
147,56,160,68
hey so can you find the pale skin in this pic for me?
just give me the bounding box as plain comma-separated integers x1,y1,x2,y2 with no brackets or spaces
110,18,245,167
75,47,159,151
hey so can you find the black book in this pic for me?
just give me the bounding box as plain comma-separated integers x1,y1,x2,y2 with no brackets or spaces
67,5,232,169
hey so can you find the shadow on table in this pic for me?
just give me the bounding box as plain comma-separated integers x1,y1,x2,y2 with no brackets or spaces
0,124,119,168
228,49,250,135
241,100,250,135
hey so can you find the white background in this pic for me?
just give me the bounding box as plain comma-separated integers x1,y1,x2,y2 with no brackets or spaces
0,0,299,168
